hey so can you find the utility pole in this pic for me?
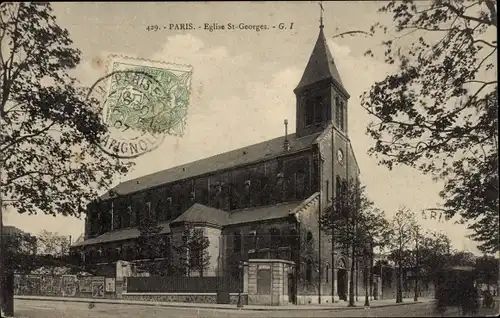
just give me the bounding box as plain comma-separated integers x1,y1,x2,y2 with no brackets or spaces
0,128,5,314
414,225,420,302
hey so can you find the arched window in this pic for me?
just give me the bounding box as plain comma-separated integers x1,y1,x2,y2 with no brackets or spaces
295,171,306,199
122,205,132,228
276,173,284,202
305,98,314,126
97,248,104,263
166,197,173,220
270,228,281,248
336,176,341,197
306,259,313,282
306,231,313,244
326,262,330,283
339,101,345,131
314,97,323,124
288,228,299,249
335,97,341,127
233,231,242,253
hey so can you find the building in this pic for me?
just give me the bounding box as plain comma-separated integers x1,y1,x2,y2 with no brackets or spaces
2,225,25,236
72,22,362,305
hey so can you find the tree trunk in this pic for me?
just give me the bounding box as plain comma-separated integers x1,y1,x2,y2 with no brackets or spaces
497,257,500,297
349,251,356,306
414,271,418,301
364,256,370,306
356,259,359,301
1,271,14,317
396,259,403,303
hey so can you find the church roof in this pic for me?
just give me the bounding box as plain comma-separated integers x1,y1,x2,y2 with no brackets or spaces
71,222,171,247
227,201,301,225
100,132,320,200
172,203,229,226
71,201,303,247
295,27,344,91
170,201,302,227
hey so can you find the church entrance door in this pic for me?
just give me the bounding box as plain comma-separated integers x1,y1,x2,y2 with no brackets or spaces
337,269,348,301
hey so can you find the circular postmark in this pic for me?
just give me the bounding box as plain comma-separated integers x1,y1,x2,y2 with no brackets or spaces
87,61,191,159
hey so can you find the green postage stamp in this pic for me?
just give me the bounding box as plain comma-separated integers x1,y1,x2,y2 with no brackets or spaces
89,55,193,158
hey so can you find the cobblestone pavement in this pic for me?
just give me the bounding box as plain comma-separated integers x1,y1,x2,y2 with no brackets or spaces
12,299,499,318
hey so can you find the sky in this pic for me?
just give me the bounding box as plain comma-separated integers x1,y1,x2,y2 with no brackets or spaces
4,1,482,254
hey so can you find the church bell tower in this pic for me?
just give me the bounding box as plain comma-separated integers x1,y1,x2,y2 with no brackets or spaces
293,19,350,138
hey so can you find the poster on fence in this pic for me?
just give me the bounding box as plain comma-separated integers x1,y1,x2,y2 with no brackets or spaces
52,276,63,296
79,277,93,293
61,275,77,297
28,276,41,296
14,275,21,295
92,277,105,298
105,278,115,293
40,276,52,294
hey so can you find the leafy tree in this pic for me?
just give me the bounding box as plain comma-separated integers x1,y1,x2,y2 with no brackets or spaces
135,212,170,276
448,250,477,267
386,206,418,303
173,226,210,277
321,182,391,306
411,229,452,299
35,230,70,258
1,4,132,312
0,2,132,216
417,230,453,277
30,230,72,275
4,232,37,275
360,0,498,254
475,255,498,290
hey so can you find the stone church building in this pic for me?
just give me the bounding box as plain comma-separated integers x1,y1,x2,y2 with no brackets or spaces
72,23,363,305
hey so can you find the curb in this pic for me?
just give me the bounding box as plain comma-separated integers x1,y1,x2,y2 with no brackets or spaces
15,296,430,311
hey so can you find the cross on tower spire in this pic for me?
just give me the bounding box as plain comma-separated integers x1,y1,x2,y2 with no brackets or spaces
319,1,324,29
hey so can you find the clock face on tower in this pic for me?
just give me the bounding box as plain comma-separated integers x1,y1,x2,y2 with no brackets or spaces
337,149,344,164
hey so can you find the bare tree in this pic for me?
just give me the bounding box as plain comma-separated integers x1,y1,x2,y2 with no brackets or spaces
387,206,418,303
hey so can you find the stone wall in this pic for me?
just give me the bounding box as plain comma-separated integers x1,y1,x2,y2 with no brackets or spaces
122,292,248,304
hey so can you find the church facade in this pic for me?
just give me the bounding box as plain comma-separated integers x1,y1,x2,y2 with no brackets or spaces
72,24,361,305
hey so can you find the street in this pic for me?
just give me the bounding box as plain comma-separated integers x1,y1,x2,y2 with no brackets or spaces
13,299,498,318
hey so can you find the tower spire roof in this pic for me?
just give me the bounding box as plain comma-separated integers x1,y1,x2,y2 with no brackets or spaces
295,24,344,91
319,1,324,29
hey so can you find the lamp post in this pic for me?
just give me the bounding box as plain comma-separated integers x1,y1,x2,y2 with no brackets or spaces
237,260,244,308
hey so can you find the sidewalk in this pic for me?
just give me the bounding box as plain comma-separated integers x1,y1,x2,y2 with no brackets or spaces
15,295,433,311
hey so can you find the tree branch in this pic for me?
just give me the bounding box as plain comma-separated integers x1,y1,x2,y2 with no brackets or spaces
473,39,497,49
0,121,55,153
442,2,496,27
